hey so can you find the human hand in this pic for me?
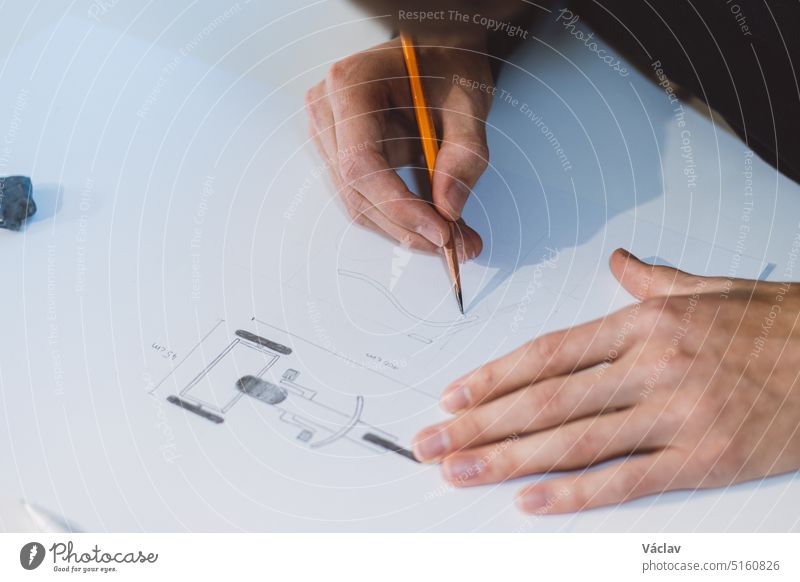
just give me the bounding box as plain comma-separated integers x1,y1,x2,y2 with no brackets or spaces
413,248,800,513
305,36,493,260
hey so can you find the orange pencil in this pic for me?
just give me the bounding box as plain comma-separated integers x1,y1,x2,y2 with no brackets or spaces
399,32,464,314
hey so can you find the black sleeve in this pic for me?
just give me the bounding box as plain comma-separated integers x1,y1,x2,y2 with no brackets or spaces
571,0,800,184
350,0,550,76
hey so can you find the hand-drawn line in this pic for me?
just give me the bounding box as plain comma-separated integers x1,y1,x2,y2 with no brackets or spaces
337,269,478,327
158,324,415,462
235,374,392,453
180,334,280,413
251,317,430,395
308,395,363,449
279,368,318,399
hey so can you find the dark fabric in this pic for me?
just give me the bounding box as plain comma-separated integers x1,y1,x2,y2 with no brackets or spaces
352,0,799,182
571,0,800,183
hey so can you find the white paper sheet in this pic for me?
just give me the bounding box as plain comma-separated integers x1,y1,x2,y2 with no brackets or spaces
1,13,799,533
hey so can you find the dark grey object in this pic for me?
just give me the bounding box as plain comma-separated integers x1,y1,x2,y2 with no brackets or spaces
0,176,36,231
362,432,418,463
167,395,224,424
235,330,292,355
236,375,288,405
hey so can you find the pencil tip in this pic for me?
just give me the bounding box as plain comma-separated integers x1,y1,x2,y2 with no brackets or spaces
456,289,464,315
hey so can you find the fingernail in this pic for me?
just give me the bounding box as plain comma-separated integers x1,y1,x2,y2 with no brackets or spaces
441,386,471,413
413,426,450,461
456,241,478,263
616,248,639,262
417,224,444,247
463,249,477,263
517,489,548,513
445,182,469,217
442,455,484,483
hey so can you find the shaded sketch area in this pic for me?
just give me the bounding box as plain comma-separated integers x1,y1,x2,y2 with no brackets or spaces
173,329,283,415
155,321,417,462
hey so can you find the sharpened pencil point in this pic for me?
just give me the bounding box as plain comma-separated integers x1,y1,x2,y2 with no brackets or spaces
456,288,464,315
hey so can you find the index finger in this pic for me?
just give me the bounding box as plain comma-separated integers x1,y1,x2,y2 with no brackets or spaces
440,304,641,413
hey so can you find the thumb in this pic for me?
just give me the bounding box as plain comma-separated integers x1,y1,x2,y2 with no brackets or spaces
431,120,489,221
609,248,723,299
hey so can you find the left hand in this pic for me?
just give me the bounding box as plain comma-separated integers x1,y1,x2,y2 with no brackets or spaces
412,248,800,514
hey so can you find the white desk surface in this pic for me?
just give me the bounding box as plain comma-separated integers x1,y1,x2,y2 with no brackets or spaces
1,1,799,532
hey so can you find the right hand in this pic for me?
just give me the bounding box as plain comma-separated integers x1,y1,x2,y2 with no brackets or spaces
305,36,493,260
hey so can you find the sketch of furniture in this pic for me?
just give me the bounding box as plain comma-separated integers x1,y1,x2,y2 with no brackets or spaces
169,329,283,418
164,327,416,461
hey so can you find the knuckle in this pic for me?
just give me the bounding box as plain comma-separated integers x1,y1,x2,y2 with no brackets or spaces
448,413,483,449
692,437,734,486
341,201,356,217
335,184,374,231
527,334,558,369
661,299,688,328
326,59,352,88
655,398,692,433
521,384,543,417
465,141,490,168
668,347,695,375
491,444,522,480
636,298,678,336
304,85,320,112
338,154,362,185
446,139,489,176
719,442,747,479
470,366,496,400
635,300,664,331
616,462,651,500
563,482,589,510
527,382,562,425
382,197,416,223
570,428,603,460
339,150,380,186
342,202,359,219
690,391,723,421
341,187,362,209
